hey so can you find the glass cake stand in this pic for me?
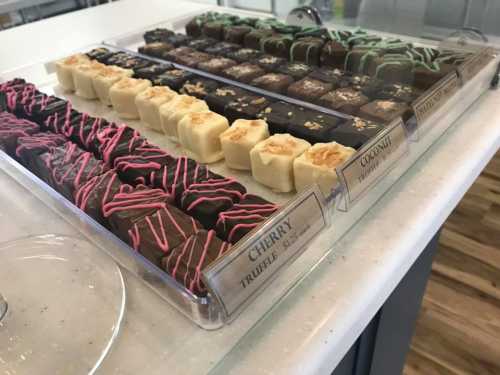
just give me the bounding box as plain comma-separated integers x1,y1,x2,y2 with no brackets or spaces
0,235,126,374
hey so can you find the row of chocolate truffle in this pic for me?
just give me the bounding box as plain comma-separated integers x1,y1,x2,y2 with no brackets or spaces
54,49,359,195
0,79,279,295
144,11,469,89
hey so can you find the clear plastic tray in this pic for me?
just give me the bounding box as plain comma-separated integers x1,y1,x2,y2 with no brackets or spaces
1,39,497,329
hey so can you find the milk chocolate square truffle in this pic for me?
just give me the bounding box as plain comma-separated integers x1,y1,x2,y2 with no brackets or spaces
224,25,253,44
215,194,278,244
359,100,410,123
261,34,293,59
257,101,296,134
197,57,237,75
203,21,228,41
152,69,194,91
159,95,209,140
204,42,240,56
227,48,262,63
205,86,248,114
175,51,214,68
133,63,173,80
243,29,275,50
224,94,270,123
250,133,311,192
277,62,313,80
290,37,325,66
178,111,229,163
330,117,383,149
162,230,231,296
138,42,175,58
320,40,349,68
109,77,152,119
73,61,107,99
128,205,200,267
319,88,369,115
287,78,333,103
180,78,220,99
220,119,269,170
180,178,246,229
253,54,286,72
224,63,265,84
92,65,134,106
293,142,355,195
288,108,341,144
251,73,294,94
135,86,178,131
55,53,91,91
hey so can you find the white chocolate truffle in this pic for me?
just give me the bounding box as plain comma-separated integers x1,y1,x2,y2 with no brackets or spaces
250,134,310,193
293,142,355,196
73,61,106,99
178,111,229,163
135,86,178,132
220,119,270,170
159,95,209,140
92,65,133,106
109,77,152,119
55,54,90,92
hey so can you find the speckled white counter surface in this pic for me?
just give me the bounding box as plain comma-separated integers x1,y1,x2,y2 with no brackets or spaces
1,2,500,374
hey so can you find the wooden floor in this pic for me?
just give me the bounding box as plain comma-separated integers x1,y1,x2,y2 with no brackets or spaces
404,150,500,375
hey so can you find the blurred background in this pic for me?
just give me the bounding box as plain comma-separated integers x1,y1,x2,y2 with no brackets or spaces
2,0,500,40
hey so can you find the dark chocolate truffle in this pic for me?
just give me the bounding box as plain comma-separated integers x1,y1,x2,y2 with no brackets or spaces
251,73,294,94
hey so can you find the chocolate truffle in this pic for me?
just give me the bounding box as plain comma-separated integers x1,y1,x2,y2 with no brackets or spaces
16,132,66,171
180,78,220,99
74,169,124,226
159,95,209,140
253,54,286,72
148,156,217,199
162,230,231,296
129,205,200,267
250,133,311,192
288,108,341,144
187,37,218,51
290,37,325,66
178,111,229,163
293,142,355,195
0,112,39,155
220,119,270,170
165,33,192,47
251,73,294,94
175,51,214,68
368,56,415,84
113,144,176,185
203,21,229,41
224,63,265,84
86,47,115,63
319,88,370,115
144,28,175,43
55,53,91,91
308,67,343,84
138,42,175,58
92,65,134,106
227,48,262,63
216,194,278,243
261,34,293,59
109,77,152,119
163,46,196,63
224,94,270,123
133,63,173,80
257,101,296,134
197,57,237,75
277,62,313,80
330,117,384,149
359,100,411,123
73,61,107,99
180,178,246,229
135,86,178,131
287,78,333,103
204,42,240,56
320,40,349,68
205,86,248,114
103,185,170,241
377,83,421,103
152,69,194,91
96,125,146,166
243,29,275,50
224,25,253,44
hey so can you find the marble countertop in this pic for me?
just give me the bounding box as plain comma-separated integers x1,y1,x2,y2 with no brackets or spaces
1,1,500,374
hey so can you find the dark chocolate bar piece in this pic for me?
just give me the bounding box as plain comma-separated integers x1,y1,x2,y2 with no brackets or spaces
153,69,194,91
288,108,341,144
330,117,384,149
250,73,294,94
179,78,220,99
359,100,411,123
224,63,265,84
205,86,248,115
224,94,271,123
287,78,333,103
318,88,370,115
256,101,296,134
197,57,237,75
